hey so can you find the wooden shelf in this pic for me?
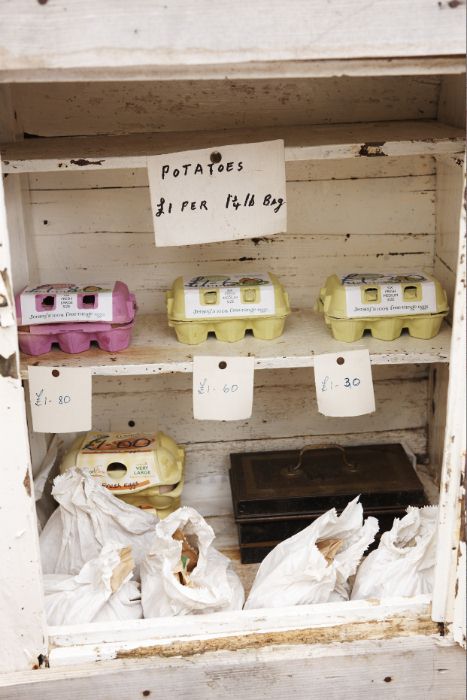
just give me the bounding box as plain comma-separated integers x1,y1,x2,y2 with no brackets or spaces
2,120,464,174
19,310,451,379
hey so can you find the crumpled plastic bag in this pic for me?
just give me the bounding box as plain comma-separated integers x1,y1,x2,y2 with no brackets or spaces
244,497,379,610
44,543,142,625
141,506,244,617
40,468,158,576
351,505,438,600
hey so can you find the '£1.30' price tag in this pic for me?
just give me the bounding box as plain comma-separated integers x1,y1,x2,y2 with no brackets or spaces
313,349,375,417
193,356,255,421
28,366,92,433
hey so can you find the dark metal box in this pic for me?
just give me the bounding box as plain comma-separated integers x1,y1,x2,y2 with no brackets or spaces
229,443,428,564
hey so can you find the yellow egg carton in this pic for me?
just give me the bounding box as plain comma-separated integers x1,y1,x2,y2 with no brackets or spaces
60,431,185,518
166,273,290,344
316,273,448,342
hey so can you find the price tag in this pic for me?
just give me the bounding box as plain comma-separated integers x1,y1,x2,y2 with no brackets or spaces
148,140,286,246
28,366,92,433
313,349,375,417
193,356,255,421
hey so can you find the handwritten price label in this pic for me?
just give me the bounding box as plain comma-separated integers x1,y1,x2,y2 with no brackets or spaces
313,349,375,417
28,366,92,433
148,140,286,246
193,356,255,421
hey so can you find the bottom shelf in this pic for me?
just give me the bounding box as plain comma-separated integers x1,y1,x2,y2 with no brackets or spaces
41,457,440,667
47,594,434,667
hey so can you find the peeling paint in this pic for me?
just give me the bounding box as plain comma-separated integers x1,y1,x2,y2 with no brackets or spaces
23,470,31,497
0,353,17,378
359,142,387,157
251,237,271,246
116,614,437,660
70,158,104,167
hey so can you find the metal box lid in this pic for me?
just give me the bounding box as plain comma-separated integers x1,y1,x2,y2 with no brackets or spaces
229,443,427,521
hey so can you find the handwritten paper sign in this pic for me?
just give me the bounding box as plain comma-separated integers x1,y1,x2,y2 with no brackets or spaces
313,349,375,417
148,140,286,246
28,366,92,433
193,356,255,421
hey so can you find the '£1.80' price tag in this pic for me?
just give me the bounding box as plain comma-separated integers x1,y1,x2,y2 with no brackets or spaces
313,349,375,417
28,366,92,433
193,356,255,421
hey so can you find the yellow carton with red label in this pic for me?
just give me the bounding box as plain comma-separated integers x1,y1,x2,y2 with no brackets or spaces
60,431,185,518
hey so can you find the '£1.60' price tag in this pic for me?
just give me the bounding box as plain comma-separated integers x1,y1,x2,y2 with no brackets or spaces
193,356,255,421
313,349,375,417
28,366,92,433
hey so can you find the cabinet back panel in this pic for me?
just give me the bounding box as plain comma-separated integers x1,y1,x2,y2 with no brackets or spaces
22,155,437,521
26,156,436,314
91,367,429,519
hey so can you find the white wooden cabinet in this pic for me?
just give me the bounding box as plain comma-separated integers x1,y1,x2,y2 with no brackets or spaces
0,2,465,698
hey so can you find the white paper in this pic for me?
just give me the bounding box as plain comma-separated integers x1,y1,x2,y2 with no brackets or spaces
183,273,276,319
313,349,375,417
28,366,92,433
341,273,437,317
193,356,255,421
20,283,113,325
148,140,286,246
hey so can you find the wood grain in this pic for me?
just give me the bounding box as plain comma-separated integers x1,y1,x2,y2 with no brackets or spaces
0,0,464,81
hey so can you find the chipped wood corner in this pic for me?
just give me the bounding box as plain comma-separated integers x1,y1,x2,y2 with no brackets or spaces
115,614,439,660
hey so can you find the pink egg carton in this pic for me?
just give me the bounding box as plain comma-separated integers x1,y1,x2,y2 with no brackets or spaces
18,320,135,355
16,281,137,356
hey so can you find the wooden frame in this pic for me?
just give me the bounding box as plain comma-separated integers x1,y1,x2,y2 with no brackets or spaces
1,127,464,675
0,1,465,83
0,3,465,697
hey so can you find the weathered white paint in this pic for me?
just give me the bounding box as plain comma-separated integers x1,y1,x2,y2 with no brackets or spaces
27,154,437,188
1,120,464,173
431,155,466,625
0,636,464,700
15,152,438,325
0,86,31,294
1,58,466,85
0,160,47,671
28,178,435,238
46,596,432,665
88,364,430,521
0,39,464,698
0,0,464,83
438,74,467,129
11,76,442,137
451,541,466,648
18,310,451,378
48,595,432,648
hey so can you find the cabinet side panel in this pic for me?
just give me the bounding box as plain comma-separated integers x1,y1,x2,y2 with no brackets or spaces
0,179,47,673
431,157,466,625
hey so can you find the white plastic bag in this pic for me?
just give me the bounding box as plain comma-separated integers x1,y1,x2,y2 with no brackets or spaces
44,544,142,625
141,506,244,617
40,469,158,575
351,505,438,600
244,497,378,610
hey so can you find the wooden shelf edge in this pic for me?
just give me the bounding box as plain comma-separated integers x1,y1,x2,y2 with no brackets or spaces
2,120,464,174
0,55,465,84
19,311,451,379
